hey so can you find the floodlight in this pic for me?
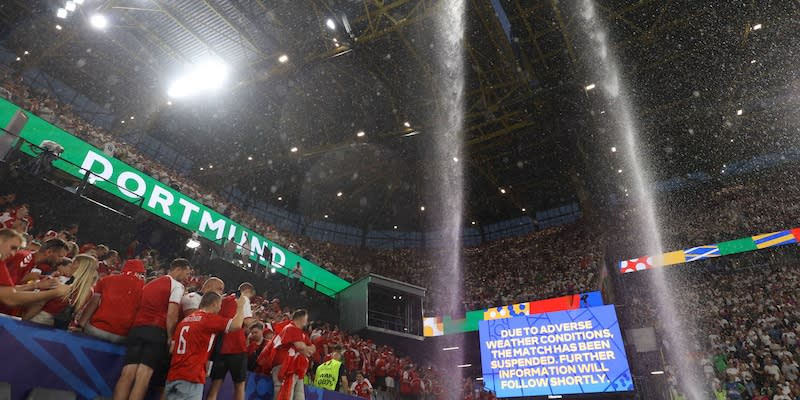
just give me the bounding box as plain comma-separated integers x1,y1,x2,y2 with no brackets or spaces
90,14,108,29
326,19,336,30
65,1,76,12
167,60,229,98
57,8,68,18
186,233,201,249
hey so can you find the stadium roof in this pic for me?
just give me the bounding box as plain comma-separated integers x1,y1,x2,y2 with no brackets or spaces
1,0,799,230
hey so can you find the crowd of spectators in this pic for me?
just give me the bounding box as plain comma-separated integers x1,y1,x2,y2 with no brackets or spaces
0,192,456,399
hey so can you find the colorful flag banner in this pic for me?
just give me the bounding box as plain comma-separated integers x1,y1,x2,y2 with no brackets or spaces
684,245,720,262
752,230,797,249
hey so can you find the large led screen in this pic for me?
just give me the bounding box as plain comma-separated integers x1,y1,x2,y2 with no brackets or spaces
479,304,634,397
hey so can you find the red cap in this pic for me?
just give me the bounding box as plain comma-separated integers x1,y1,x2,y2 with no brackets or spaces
122,259,145,273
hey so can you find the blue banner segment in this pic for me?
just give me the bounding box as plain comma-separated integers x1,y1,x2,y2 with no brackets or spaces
479,304,633,397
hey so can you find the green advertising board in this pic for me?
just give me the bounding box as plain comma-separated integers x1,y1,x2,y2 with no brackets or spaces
0,98,349,296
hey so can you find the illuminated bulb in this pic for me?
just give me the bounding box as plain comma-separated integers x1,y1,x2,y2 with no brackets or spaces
277,197,283,201
471,221,476,225
617,169,622,173
247,156,253,160
324,214,329,218
209,165,213,169
522,208,526,212
736,109,743,116
337,192,343,197
290,147,298,153
278,54,289,63
752,23,762,30
393,225,398,229
611,146,617,152
90,14,108,29
500,188,506,194
326,19,336,30
55,24,62,30
130,116,134,120
23,51,29,55
15,57,20,61
65,1,76,12
585,83,596,91
420,206,425,211
453,157,459,162
167,101,172,105
56,8,68,18
356,131,365,137
403,121,411,128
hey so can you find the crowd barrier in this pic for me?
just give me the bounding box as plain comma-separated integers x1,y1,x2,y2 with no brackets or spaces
0,316,359,400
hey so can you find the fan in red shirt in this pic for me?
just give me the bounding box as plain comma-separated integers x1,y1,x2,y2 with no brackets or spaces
112,258,191,400
0,204,33,233
164,291,248,400
246,322,268,371
350,372,374,400
0,229,69,310
77,259,146,343
207,283,255,400
4,238,69,284
23,254,98,329
273,309,315,400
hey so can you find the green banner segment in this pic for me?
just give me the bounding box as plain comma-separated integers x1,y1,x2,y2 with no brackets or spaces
718,237,758,256
0,98,350,297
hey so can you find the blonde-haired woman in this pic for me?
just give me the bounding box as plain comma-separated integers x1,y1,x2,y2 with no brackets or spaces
24,254,99,328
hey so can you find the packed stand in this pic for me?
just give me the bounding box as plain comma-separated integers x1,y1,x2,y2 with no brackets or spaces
0,194,453,399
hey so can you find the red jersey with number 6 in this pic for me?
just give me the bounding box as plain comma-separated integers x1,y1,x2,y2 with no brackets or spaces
167,310,232,384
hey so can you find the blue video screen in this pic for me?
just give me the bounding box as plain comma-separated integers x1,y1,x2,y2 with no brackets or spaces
479,304,634,397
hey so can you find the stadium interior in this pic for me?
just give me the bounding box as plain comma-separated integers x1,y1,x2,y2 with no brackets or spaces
0,0,799,400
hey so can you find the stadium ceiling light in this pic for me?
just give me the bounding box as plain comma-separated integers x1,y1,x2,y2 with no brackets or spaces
186,233,201,249
23,50,29,55
617,169,622,173
278,54,289,63
650,370,665,375
208,164,213,169
167,100,172,105
326,18,336,30
584,83,596,91
277,196,283,201
453,157,459,162
736,109,743,116
393,225,398,229
611,146,617,152
499,188,506,194
420,206,425,211
521,208,526,212
15,57,20,61
270,267,276,273
199,167,204,171
547,396,563,400
356,131,365,137
290,147,298,153
456,364,472,368
167,60,229,98
55,24,63,30
247,156,253,160
90,14,108,29
324,214,329,218
337,191,343,197
401,130,420,137
120,120,125,124
471,221,477,225
752,23,762,30
475,378,484,381
750,59,756,64
56,8,68,18
130,116,134,120
403,121,411,128
442,346,459,351
75,0,84,4
65,1,76,12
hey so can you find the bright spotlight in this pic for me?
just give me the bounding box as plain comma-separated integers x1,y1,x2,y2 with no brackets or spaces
65,1,76,12
290,147,298,153
752,23,762,31
356,131,365,137
453,157,459,162
521,208,526,212
23,51,29,55
617,169,623,173
611,146,617,152
326,19,336,30
56,8,68,18
55,24,63,30
420,206,425,211
167,60,229,98
15,57,20,61
324,214,329,219
90,14,108,29
585,83,596,91
736,109,743,116
471,221,477,225
650,370,665,375
393,225,398,229
403,121,411,128
336,191,343,197
75,0,84,4
456,364,472,368
499,188,506,194
270,267,276,274
186,233,201,249
247,156,253,160
278,54,289,63
277,196,283,201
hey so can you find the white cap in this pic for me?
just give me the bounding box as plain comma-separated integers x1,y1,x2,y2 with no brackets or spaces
181,292,202,312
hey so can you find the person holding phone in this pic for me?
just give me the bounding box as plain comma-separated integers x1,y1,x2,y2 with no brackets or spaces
206,282,255,400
